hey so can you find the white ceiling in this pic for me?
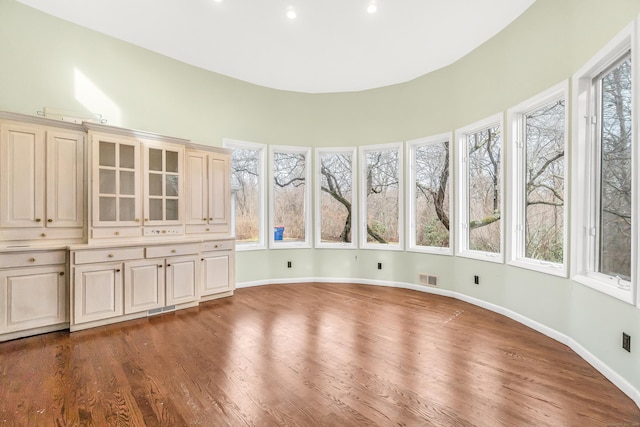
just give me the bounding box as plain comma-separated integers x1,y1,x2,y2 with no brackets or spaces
16,0,536,93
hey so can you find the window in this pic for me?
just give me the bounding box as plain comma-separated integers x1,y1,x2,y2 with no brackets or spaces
359,143,403,249
270,146,311,248
508,83,568,276
572,21,637,303
315,148,357,248
456,114,504,262
406,134,452,254
224,139,266,250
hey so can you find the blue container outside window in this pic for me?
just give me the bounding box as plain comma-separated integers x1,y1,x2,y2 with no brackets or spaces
274,226,284,241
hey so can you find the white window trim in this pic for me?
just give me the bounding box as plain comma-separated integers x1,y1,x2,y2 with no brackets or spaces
571,19,639,304
315,147,358,249
455,113,505,263
506,81,569,277
223,138,267,251
269,145,312,249
359,142,404,251
406,133,453,255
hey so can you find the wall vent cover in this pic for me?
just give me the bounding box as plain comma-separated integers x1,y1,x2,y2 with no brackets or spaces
419,273,438,287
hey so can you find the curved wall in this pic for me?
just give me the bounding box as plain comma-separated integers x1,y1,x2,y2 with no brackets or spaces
2,0,640,405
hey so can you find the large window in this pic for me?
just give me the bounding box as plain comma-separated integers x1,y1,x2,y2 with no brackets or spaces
270,146,311,248
508,83,567,276
572,22,637,303
456,114,503,262
407,134,452,254
224,139,266,250
359,143,403,249
315,148,357,248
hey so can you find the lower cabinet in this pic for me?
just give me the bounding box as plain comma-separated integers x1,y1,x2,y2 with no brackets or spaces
73,262,123,324
201,239,235,299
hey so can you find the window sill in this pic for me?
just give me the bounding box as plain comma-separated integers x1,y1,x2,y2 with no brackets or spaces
508,258,567,278
571,273,634,304
457,250,504,264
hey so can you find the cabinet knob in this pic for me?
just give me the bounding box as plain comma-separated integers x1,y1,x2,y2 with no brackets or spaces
206,228,210,232
115,231,120,236
135,218,140,222
145,218,149,222
171,249,176,253
167,264,171,267
41,233,46,237
108,253,114,258
214,245,219,248
29,258,36,262
115,269,121,273
47,219,53,223
35,218,41,222
158,265,163,268
209,218,213,221
202,218,207,221
59,272,65,276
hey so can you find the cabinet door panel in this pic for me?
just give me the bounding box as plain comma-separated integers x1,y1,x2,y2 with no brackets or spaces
74,263,123,324
46,130,84,228
201,252,231,296
166,256,198,305
209,154,230,231
124,260,164,314
0,124,45,228
0,266,67,333
185,152,208,225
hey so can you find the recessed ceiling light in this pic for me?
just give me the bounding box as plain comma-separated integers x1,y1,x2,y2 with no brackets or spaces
286,7,297,20
367,3,377,13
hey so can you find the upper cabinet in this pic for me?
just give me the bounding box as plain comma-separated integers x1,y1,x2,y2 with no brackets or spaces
143,142,184,229
185,149,231,236
0,119,84,243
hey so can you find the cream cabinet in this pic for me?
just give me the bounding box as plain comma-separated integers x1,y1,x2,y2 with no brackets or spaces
0,120,84,242
185,150,231,235
0,250,68,341
73,262,124,325
143,142,184,227
200,239,235,300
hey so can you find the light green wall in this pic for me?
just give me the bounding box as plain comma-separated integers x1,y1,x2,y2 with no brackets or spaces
3,0,640,401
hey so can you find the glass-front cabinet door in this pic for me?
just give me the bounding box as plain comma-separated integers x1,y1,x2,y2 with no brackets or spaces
92,135,141,227
143,143,183,225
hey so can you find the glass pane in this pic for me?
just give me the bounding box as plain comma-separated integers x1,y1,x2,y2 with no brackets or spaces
273,151,307,243
99,169,116,194
599,56,632,280
119,144,135,169
99,197,116,221
231,147,261,243
149,173,163,196
166,151,179,173
467,126,501,253
415,142,450,248
365,149,400,245
319,152,353,243
149,148,163,172
166,175,179,197
524,99,565,263
149,199,163,221
166,199,178,221
99,142,116,167
119,198,135,221
120,171,136,196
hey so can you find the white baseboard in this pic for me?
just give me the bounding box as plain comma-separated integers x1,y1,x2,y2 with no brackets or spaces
236,276,640,409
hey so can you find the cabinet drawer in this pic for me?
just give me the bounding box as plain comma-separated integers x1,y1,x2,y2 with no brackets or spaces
74,247,144,265
0,250,66,268
91,227,143,239
202,240,234,252
145,243,200,258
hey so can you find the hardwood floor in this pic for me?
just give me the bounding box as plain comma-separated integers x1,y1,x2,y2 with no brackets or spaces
1,283,639,426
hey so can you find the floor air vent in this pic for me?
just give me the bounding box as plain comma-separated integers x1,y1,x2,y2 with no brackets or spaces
148,305,176,316
418,273,438,287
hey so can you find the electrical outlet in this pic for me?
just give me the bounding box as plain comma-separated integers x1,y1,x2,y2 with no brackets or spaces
287,261,292,268
378,262,382,270
474,275,479,285
623,332,631,352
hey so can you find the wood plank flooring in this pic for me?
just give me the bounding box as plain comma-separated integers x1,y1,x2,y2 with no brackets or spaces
1,283,639,426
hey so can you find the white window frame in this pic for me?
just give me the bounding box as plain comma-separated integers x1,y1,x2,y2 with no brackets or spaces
571,20,639,304
223,138,267,251
406,133,453,255
269,145,312,249
315,147,358,249
506,82,568,277
359,142,404,251
455,113,504,263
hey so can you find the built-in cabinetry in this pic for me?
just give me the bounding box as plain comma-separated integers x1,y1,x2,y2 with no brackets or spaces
0,112,234,341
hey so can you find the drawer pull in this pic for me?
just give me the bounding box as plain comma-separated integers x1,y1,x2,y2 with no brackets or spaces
206,228,210,231
41,233,46,237
59,272,65,276
29,258,36,262
108,254,114,258
47,219,53,223
35,218,41,222
171,249,176,253
214,245,219,248
115,231,120,236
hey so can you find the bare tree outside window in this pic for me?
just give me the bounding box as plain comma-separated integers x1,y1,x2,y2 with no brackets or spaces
230,146,261,243
467,126,501,253
365,148,400,245
273,150,307,242
319,151,354,243
599,55,632,281
524,99,565,263
414,141,450,248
